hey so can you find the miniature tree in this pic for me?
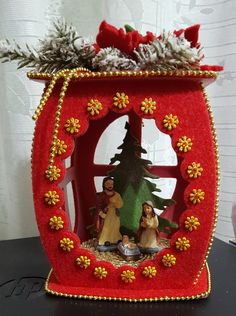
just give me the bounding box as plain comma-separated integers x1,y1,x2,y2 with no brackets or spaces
109,122,177,236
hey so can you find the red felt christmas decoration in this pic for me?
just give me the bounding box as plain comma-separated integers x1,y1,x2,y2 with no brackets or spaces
96,20,155,55
29,67,220,301
1,19,223,302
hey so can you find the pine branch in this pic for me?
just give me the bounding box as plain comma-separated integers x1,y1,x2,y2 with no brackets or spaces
92,47,137,71
36,19,95,72
0,40,39,69
0,19,96,73
134,31,204,71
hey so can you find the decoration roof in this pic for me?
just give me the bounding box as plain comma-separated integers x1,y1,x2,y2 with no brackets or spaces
1,20,223,74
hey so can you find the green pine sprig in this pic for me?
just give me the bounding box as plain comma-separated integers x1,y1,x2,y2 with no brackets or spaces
0,19,95,73
0,39,39,69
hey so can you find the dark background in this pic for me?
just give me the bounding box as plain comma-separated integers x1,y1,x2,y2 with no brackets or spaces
0,237,235,316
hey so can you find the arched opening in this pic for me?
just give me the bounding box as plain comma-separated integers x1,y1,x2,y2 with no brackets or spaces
61,109,188,242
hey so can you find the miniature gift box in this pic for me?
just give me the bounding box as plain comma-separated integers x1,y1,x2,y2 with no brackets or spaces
30,68,219,301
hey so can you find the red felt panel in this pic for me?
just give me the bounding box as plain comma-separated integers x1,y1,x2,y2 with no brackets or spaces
46,264,210,300
32,75,217,300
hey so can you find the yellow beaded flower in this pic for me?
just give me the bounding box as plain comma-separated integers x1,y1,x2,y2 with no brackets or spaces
76,255,91,269
45,165,61,182
189,189,205,204
44,190,60,205
140,97,157,114
177,136,192,152
163,114,179,131
55,138,67,155
142,266,157,278
187,162,203,179
113,92,129,109
64,117,80,134
162,254,176,267
60,237,74,252
121,270,136,283
94,267,107,279
49,216,64,230
87,99,103,116
185,216,200,232
175,237,190,251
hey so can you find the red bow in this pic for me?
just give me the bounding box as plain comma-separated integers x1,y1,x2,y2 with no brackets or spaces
96,21,155,55
174,24,200,48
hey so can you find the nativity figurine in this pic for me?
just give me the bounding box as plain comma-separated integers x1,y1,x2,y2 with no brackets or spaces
94,177,123,251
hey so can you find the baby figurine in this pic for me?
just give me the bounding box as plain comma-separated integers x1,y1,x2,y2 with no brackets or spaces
117,235,141,261
122,235,138,249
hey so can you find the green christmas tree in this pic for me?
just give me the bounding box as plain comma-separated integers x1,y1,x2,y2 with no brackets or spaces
109,122,177,236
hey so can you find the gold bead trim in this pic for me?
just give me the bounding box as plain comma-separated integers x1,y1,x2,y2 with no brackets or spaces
28,69,218,82
31,68,91,121
48,71,73,169
193,84,220,285
45,263,211,301
31,69,84,170
32,73,58,120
